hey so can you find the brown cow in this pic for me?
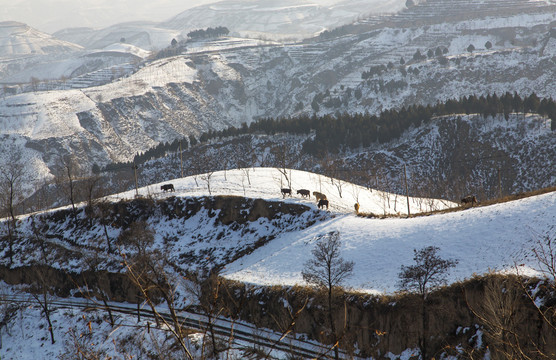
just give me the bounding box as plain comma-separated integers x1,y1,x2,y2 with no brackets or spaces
313,191,327,202
318,199,329,210
354,203,360,213
461,195,478,206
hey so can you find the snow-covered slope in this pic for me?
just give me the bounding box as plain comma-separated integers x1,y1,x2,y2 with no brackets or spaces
0,22,150,86
53,22,181,51
0,21,82,57
161,0,406,41
0,168,554,359
95,43,152,58
3,168,554,295
99,168,556,294
0,0,555,200
108,168,456,215
224,190,555,293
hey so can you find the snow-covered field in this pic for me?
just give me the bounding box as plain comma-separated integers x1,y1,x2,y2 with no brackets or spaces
105,168,555,293
108,167,456,215
1,168,554,359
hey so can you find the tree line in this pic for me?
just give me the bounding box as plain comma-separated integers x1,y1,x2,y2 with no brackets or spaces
187,26,230,40
100,92,555,172
198,92,556,156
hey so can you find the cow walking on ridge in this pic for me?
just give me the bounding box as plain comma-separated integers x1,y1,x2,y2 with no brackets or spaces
318,199,329,210
281,188,292,198
297,189,310,198
313,191,327,202
461,195,478,206
161,184,175,192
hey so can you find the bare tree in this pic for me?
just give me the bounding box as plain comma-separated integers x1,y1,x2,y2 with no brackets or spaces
123,251,195,360
302,231,354,360
54,155,82,217
185,270,225,358
199,152,217,195
467,274,530,360
327,158,345,198
398,246,457,360
27,217,57,344
116,220,154,260
271,143,295,190
514,232,556,359
0,148,28,267
59,328,107,360
233,136,257,185
82,174,104,209
93,200,114,253
117,220,195,359
0,289,20,351
77,237,117,327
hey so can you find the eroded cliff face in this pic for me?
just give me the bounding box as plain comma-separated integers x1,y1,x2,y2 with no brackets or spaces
0,194,319,291
2,265,555,357
216,276,556,359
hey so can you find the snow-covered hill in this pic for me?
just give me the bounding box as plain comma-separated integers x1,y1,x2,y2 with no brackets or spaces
224,187,556,293
0,0,555,201
0,168,554,359
103,168,555,293
161,0,406,41
3,168,554,294
0,22,150,89
0,21,82,57
53,22,180,51
108,168,456,215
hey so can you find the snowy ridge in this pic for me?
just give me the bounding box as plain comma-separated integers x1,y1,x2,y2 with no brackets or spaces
0,168,554,359
0,21,82,57
107,168,456,215
0,0,554,205
223,190,555,293
161,0,407,41
16,167,555,295
114,168,554,294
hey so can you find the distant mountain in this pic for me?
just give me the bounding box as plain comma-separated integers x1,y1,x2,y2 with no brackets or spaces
160,0,405,40
0,0,555,202
53,22,180,51
0,21,82,57
51,0,407,49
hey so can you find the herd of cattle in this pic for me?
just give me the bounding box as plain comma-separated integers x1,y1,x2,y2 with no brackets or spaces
160,183,478,211
281,188,329,209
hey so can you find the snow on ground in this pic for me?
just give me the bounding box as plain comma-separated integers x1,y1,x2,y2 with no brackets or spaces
224,190,555,293
0,90,95,139
108,167,455,215
1,168,554,358
96,42,152,58
83,55,197,101
103,167,556,294
185,37,280,54
0,283,357,360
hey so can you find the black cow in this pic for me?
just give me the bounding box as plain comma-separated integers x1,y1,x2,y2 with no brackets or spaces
281,188,292,198
461,195,478,206
318,199,329,210
297,189,310,198
161,183,175,192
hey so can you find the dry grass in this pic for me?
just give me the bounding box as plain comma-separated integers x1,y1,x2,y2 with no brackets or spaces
358,186,556,219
